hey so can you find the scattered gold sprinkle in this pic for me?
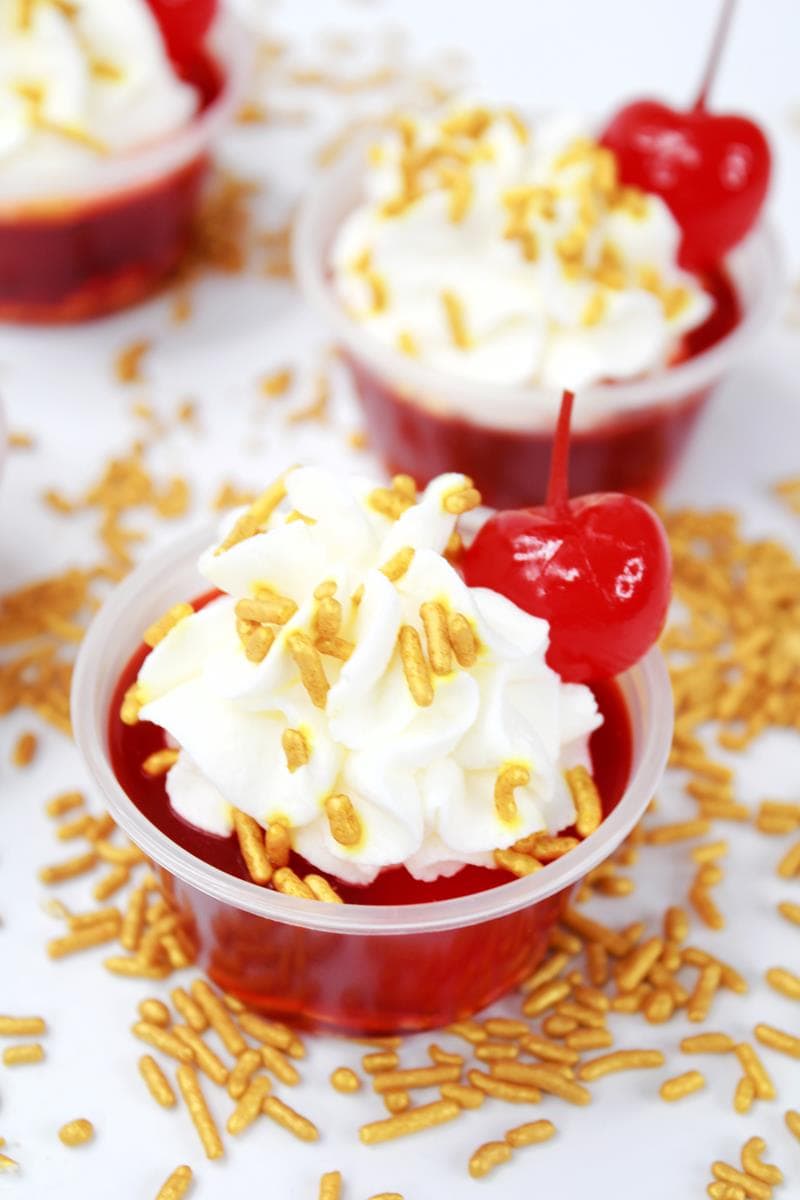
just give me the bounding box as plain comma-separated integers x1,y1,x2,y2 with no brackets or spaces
176,1065,224,1160
140,1055,177,1108
115,340,150,385
58,1119,94,1147
155,1165,194,1200
331,1067,361,1093
11,730,37,767
359,1099,461,1144
3,1043,44,1066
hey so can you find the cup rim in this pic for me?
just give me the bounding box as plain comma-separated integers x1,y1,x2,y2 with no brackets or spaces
292,136,783,427
0,13,252,209
72,524,674,936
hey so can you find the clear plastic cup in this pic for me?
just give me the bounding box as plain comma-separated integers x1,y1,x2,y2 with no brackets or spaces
72,526,673,1035
0,15,250,325
293,143,782,508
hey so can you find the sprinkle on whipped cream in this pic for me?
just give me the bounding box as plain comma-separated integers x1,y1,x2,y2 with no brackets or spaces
0,0,199,196
129,467,603,887
331,105,715,392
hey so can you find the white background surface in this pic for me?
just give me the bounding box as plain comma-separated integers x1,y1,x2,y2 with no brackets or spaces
1,1,800,1197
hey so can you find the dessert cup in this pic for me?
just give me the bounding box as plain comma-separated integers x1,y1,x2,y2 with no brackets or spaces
293,144,782,508
72,527,673,1035
0,15,249,325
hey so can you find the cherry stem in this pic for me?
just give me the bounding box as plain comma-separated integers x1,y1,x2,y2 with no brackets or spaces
694,0,737,111
546,390,575,514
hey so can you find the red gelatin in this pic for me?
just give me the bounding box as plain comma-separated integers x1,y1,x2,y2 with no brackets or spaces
347,265,740,509
108,624,632,1033
0,53,223,324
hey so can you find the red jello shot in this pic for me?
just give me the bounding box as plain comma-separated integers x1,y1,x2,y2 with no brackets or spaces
72,527,673,1036
293,146,780,508
0,16,248,325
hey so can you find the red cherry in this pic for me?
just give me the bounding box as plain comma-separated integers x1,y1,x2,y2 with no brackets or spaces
464,392,672,683
599,0,770,269
146,0,217,68
601,100,770,270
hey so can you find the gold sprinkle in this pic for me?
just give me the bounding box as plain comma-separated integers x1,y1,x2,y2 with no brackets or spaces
190,980,246,1057
232,810,272,884
227,1049,262,1101
262,1096,319,1142
319,1172,342,1200
494,764,530,824
741,1137,783,1187
398,624,434,706
120,682,144,726
305,875,343,903
45,791,85,818
260,368,294,398
155,1165,194,1200
359,1099,461,1144
753,1022,800,1059
0,1016,46,1036
447,611,478,667
680,1032,736,1055
419,601,452,675
581,290,607,326
11,730,37,767
227,1075,272,1135
442,484,481,515
566,766,602,837
273,867,315,899
469,1141,512,1179
142,748,180,777
441,290,473,349
47,920,120,959
396,330,419,356
734,1043,776,1100
2,1043,44,1066
659,1070,706,1102
236,592,297,626
324,794,362,848
331,1066,361,1093
143,603,193,648
710,1163,771,1200
58,1119,94,1148
216,477,287,554
287,631,329,709
115,339,150,384
578,1050,665,1081
139,1055,177,1108
381,546,415,583
176,1065,224,1160
494,848,542,877
734,1075,756,1114
39,850,98,885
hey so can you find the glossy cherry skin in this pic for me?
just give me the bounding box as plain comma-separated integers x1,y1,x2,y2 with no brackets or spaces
464,493,672,684
146,0,217,68
600,100,771,270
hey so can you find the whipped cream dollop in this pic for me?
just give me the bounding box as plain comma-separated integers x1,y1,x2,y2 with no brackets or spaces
0,0,199,197
331,106,714,395
134,468,602,886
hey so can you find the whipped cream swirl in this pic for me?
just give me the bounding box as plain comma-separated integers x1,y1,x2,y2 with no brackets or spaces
0,0,198,197
331,107,713,394
135,468,602,885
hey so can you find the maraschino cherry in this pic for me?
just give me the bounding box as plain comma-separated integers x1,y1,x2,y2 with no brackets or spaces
464,391,671,684
147,0,217,69
600,0,770,270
